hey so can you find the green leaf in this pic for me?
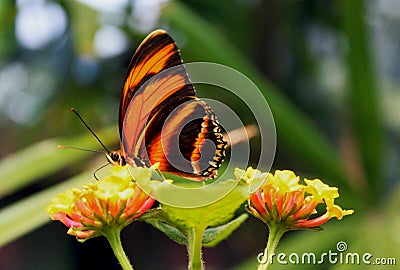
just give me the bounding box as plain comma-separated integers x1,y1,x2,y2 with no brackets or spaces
150,179,250,257
202,213,248,247
137,208,166,222
161,179,249,230
146,219,187,245
340,0,383,198
0,126,117,198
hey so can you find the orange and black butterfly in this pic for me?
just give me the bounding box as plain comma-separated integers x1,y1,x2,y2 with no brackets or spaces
106,29,226,180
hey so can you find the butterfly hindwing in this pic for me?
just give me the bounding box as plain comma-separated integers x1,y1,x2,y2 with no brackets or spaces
142,97,225,179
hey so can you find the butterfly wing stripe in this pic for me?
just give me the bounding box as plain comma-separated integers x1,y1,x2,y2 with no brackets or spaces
123,44,176,94
188,101,226,176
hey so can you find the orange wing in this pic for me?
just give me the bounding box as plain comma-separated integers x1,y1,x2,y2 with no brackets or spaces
119,30,192,138
119,29,226,180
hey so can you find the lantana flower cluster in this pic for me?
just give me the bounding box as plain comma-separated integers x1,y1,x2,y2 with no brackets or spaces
235,167,354,231
47,165,155,239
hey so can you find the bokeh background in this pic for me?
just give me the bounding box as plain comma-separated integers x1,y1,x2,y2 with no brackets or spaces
1,0,400,269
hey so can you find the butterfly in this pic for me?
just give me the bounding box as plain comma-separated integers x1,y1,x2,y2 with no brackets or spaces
106,29,226,180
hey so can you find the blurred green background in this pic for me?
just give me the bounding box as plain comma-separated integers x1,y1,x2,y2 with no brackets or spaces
0,0,399,269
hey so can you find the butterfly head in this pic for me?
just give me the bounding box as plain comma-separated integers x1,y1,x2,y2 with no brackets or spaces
106,150,126,166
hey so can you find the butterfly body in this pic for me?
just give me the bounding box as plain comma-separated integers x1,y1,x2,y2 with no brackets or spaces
112,29,226,180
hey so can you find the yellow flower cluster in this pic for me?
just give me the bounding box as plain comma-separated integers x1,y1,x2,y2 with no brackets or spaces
47,166,155,239
235,167,353,230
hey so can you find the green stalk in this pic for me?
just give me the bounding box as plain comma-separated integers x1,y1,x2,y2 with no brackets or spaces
258,224,286,270
103,227,134,270
187,227,205,270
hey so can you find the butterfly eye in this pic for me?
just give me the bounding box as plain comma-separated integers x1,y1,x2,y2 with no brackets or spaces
111,152,120,161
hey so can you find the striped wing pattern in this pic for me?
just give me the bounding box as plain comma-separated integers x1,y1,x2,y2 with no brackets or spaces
119,29,226,180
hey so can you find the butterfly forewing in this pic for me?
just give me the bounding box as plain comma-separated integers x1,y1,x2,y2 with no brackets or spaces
119,30,189,135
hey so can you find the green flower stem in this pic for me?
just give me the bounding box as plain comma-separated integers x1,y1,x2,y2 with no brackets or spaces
187,227,205,270
258,224,286,270
103,227,134,270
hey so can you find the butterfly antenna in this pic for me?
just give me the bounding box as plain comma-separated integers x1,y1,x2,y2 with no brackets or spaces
70,107,111,153
93,163,110,180
57,145,104,153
